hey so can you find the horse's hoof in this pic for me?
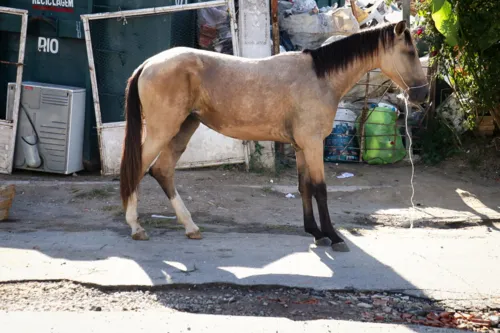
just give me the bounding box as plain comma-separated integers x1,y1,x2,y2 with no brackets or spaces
314,237,331,247
186,230,202,240
132,229,149,241
331,242,350,252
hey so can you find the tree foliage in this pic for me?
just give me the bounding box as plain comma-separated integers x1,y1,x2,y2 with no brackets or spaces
415,0,500,130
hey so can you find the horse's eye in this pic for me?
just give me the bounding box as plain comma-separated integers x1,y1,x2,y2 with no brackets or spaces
408,50,417,57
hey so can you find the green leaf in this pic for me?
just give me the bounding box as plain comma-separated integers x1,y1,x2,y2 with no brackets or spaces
431,0,459,46
478,25,500,51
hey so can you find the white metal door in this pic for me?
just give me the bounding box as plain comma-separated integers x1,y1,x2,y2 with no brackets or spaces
176,124,248,169
97,122,248,176
0,7,28,174
81,0,249,176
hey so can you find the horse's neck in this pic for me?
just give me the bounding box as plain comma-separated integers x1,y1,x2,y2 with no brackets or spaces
329,55,379,100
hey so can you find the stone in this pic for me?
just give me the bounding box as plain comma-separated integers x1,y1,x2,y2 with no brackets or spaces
373,299,388,307
357,302,373,309
490,315,499,326
402,313,413,320
412,310,429,317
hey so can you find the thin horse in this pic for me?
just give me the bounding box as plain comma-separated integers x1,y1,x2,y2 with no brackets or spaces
119,21,429,252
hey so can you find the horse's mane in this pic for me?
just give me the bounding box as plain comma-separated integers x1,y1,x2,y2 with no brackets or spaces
303,23,413,78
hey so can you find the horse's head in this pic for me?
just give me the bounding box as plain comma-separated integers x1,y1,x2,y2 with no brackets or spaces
379,21,429,104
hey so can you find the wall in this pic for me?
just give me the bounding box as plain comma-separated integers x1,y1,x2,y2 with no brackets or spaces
238,0,276,171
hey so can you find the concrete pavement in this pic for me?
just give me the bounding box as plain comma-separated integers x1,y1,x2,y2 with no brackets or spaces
1,226,499,308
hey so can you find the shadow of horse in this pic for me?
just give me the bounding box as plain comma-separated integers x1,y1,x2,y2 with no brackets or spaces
0,226,442,331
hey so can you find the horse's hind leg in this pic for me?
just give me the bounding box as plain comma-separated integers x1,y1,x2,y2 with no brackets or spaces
123,63,199,240
301,140,349,252
125,135,165,240
149,114,202,239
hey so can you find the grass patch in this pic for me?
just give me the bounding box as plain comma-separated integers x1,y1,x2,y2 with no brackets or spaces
261,186,274,194
101,205,122,212
102,205,123,218
241,223,302,234
141,216,183,230
140,217,208,232
73,185,116,200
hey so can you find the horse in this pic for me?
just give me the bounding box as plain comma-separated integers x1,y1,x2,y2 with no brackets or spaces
119,20,429,252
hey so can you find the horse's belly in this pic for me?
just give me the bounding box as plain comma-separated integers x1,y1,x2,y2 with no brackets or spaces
193,111,285,142
216,126,282,141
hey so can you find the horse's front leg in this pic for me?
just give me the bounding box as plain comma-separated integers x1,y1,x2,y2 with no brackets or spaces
302,141,350,252
296,150,323,241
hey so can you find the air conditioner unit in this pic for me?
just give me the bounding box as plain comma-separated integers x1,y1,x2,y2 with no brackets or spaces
6,81,86,174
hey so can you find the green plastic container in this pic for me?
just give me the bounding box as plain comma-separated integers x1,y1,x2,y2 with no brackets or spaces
356,105,406,165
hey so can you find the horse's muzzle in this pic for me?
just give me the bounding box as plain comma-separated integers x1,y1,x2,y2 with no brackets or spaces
408,85,429,104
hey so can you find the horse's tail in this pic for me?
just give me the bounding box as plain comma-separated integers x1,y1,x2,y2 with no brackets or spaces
120,64,145,209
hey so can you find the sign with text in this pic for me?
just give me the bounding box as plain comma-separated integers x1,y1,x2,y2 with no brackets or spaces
32,0,74,13
38,37,59,54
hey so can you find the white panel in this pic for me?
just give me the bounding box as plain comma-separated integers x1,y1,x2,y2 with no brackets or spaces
176,123,247,169
99,124,125,176
0,122,13,172
239,0,271,58
0,7,28,174
100,122,247,176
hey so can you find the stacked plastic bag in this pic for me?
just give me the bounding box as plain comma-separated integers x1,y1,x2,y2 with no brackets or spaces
278,1,360,50
197,6,233,54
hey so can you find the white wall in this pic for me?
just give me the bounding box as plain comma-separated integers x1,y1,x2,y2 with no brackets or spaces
238,0,276,171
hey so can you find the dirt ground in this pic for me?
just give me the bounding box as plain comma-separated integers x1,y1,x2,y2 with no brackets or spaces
1,154,499,236
1,149,499,332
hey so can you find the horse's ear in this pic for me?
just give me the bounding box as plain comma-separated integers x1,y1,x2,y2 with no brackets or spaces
394,20,407,36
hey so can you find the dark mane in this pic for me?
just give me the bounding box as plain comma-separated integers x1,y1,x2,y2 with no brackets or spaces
303,23,413,78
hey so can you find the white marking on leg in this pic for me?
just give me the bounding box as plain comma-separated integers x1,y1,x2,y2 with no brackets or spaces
146,151,162,173
126,192,143,235
170,190,199,234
